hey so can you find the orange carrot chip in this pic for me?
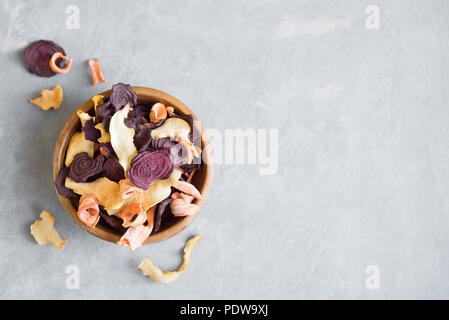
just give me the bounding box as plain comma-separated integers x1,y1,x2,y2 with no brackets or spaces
92,94,104,121
29,85,63,111
30,211,67,249
88,59,107,87
136,235,202,283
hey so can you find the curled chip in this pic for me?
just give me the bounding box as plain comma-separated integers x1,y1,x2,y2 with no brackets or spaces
151,118,191,141
136,235,202,283
65,131,95,167
30,211,67,249
65,177,125,215
109,104,138,172
29,85,63,110
88,59,107,88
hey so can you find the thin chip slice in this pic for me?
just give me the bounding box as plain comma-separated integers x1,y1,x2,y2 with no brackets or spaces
88,59,107,87
30,211,67,249
65,131,95,167
29,85,63,110
140,169,182,211
136,235,202,283
109,104,137,172
150,118,191,141
76,109,95,126
65,177,125,215
92,94,104,121
95,123,111,143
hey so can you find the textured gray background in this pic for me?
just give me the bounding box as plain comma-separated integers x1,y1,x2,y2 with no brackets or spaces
1,0,449,299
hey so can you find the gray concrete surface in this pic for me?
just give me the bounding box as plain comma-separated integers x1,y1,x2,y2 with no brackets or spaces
1,0,449,299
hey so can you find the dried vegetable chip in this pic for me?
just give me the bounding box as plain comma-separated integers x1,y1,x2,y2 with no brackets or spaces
82,119,101,142
110,83,137,111
136,235,202,283
150,103,167,123
88,59,107,87
95,123,110,144
118,207,155,251
109,104,137,172
49,52,73,74
29,85,63,110
92,95,104,121
65,177,125,215
24,40,67,77
102,156,125,182
76,109,94,126
30,211,67,249
139,169,182,211
151,118,191,141
54,167,76,198
77,195,100,227
119,202,147,228
64,131,95,167
68,152,104,182
153,197,172,233
127,150,174,190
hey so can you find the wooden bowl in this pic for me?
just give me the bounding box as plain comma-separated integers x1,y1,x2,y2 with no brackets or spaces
53,87,214,244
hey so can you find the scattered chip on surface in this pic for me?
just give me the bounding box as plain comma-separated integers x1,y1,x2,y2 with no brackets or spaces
65,131,95,167
29,85,63,110
109,104,137,172
88,59,108,87
151,118,191,141
30,211,67,249
136,235,202,283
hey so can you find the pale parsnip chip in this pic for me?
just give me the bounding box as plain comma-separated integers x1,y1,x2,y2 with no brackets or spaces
29,85,63,111
76,109,95,126
30,211,67,249
151,118,190,141
95,123,110,143
92,94,104,121
65,177,125,215
136,235,202,283
140,169,182,211
109,104,137,172
64,131,95,167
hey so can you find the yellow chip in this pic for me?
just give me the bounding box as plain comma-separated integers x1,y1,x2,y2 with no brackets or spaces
76,109,95,126
64,131,95,167
65,177,125,214
30,211,67,249
140,169,182,211
95,123,111,143
92,94,104,121
136,235,202,283
29,85,63,111
109,104,137,172
151,118,191,141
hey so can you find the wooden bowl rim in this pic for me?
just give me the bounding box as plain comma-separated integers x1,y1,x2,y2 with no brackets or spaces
53,86,214,245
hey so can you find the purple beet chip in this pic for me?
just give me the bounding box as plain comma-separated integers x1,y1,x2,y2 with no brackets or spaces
127,150,174,190
68,153,104,183
152,197,172,234
54,167,76,198
81,119,101,142
24,40,66,77
110,83,137,111
102,156,125,182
